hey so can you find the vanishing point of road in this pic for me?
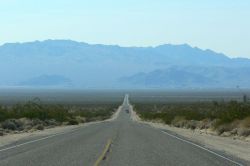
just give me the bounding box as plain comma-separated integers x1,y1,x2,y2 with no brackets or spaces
0,95,245,166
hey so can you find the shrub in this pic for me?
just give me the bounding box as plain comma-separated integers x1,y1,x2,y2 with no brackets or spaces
67,119,79,125
0,100,118,132
2,120,17,130
171,116,186,128
237,128,250,137
134,101,250,132
240,116,250,128
216,123,233,135
36,125,44,130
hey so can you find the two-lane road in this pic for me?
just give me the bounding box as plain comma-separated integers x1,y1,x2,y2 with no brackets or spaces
0,95,245,166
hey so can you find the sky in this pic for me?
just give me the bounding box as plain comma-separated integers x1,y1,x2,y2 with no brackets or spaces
1,0,250,58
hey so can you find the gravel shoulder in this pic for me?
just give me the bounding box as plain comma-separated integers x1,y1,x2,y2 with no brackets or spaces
0,107,121,148
131,108,250,162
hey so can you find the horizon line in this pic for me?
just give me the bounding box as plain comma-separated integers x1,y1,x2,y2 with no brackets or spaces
0,38,235,58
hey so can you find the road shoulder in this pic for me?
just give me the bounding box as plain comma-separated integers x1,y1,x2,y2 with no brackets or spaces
0,107,121,148
131,108,250,163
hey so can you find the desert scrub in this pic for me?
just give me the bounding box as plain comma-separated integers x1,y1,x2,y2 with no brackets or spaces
0,99,118,133
134,101,250,136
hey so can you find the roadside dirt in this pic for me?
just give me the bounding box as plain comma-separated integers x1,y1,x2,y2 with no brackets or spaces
107,106,122,121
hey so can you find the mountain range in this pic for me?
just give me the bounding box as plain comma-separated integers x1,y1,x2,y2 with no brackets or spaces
0,40,249,88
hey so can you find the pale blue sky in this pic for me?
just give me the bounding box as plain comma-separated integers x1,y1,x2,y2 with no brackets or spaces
1,0,250,58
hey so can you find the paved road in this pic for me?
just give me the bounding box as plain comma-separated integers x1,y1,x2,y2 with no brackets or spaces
0,95,245,166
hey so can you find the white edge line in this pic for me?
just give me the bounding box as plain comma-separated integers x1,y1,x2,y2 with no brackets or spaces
0,121,105,152
0,128,79,152
161,130,243,166
0,112,117,153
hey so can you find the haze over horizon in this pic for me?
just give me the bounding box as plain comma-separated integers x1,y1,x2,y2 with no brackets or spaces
1,0,250,58
1,39,250,89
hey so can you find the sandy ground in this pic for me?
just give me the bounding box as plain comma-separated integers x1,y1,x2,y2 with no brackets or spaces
0,108,121,148
108,106,122,121
131,108,250,162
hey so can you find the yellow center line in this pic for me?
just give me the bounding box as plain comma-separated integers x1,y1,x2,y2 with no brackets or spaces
93,139,112,166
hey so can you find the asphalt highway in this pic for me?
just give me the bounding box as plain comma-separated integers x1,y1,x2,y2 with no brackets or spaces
0,95,245,166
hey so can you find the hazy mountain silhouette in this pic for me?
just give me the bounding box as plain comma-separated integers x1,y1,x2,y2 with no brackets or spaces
120,66,250,88
0,40,250,88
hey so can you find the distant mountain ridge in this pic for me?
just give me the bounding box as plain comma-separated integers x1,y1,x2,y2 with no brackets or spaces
0,40,249,88
1,40,248,66
120,66,250,88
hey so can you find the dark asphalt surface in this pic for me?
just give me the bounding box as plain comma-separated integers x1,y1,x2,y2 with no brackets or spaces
0,95,245,166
